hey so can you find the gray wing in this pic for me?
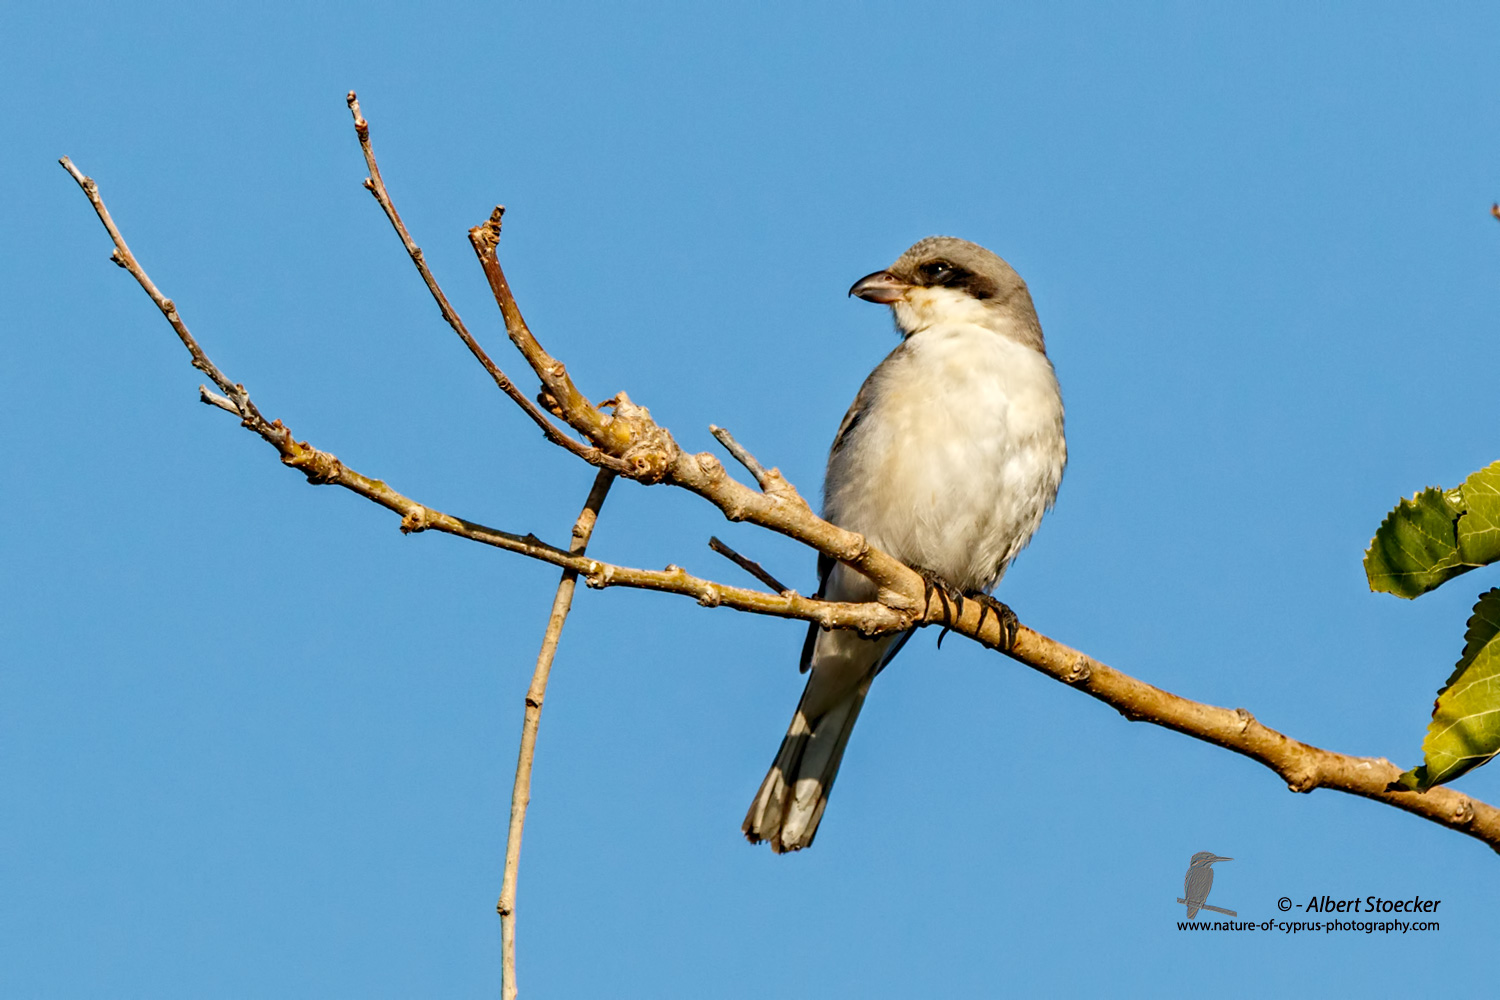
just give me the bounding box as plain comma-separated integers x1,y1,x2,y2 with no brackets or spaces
827,381,873,462
798,341,918,675
826,339,911,462
798,372,879,674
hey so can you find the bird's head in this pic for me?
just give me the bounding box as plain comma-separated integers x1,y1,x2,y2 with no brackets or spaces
848,236,1044,352
1188,852,1233,868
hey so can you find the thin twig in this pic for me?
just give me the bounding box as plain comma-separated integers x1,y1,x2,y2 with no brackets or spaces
61,155,1500,874
709,425,771,489
708,424,809,506
500,467,615,1000
199,385,239,415
344,93,628,472
709,536,794,595
60,157,270,433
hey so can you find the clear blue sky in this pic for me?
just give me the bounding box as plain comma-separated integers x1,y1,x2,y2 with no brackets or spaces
6,3,1500,996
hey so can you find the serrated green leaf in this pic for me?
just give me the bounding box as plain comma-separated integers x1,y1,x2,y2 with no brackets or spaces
1457,461,1500,567
1399,588,1500,790
1363,487,1471,598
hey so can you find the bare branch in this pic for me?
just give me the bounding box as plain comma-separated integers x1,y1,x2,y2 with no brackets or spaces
60,147,1500,880
709,536,795,596
500,467,615,1000
61,157,279,441
344,93,629,473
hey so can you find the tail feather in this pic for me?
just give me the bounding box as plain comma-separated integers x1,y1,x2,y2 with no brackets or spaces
745,619,912,853
742,680,870,853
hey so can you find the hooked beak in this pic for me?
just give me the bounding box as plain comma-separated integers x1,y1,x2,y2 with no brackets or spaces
848,270,910,304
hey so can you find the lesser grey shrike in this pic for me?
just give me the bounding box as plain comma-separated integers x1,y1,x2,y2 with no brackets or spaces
742,236,1066,853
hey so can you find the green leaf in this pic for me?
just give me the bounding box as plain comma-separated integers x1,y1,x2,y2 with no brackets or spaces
1364,461,1500,598
1398,588,1500,790
1364,486,1471,598
1457,462,1500,567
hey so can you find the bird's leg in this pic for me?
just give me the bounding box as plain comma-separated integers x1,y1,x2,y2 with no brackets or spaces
966,593,1019,652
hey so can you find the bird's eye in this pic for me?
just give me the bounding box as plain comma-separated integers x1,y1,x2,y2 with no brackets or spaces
921,261,955,283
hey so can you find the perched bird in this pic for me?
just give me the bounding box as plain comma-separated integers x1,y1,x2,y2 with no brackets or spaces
1182,853,1233,918
742,236,1067,853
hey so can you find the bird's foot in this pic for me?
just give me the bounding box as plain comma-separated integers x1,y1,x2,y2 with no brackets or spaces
967,593,1019,652
913,569,1020,652
914,567,965,628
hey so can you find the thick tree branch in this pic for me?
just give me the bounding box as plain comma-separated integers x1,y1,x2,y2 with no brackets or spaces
59,136,1500,903
500,467,615,1000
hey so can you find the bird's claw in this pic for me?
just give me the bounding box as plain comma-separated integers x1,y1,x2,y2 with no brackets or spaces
969,593,1019,652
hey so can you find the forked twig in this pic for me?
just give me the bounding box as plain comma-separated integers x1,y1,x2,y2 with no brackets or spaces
345,92,628,472
56,160,867,624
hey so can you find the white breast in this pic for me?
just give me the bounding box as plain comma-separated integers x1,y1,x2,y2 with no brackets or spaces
823,321,1066,595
